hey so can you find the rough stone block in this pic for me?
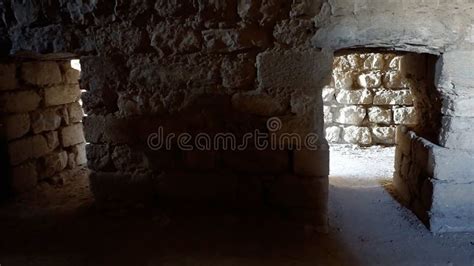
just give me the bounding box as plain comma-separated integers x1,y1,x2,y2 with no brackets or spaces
368,106,392,125
322,87,335,103
39,150,68,178
429,180,474,233
44,131,59,151
363,53,384,70
60,124,85,147
357,71,382,88
441,95,474,117
83,115,105,143
0,63,17,90
334,106,366,125
333,70,353,90
73,143,87,165
3,113,30,140
439,116,474,150
293,148,329,177
436,50,474,90
343,126,372,145
44,85,81,106
336,89,373,104
11,162,37,193
428,144,474,184
221,53,255,89
393,171,411,205
323,106,333,123
257,49,333,89
60,62,81,84
373,89,413,105
371,127,395,145
0,90,41,113
325,126,341,143
21,61,62,85
68,102,84,123
393,107,417,125
8,135,51,165
86,144,110,170
383,70,410,89
31,108,62,134
203,28,268,53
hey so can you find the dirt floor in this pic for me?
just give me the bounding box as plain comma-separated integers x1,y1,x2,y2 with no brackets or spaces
0,146,473,266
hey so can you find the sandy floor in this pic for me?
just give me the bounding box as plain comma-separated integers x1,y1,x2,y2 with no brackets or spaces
0,148,473,266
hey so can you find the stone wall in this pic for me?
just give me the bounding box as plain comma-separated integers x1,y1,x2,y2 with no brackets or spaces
1,0,474,232
395,127,474,233
0,60,85,193
324,52,424,146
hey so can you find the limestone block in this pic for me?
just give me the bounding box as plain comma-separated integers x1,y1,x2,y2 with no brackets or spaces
68,102,84,123
0,90,41,113
393,171,411,205
373,89,413,105
322,86,335,103
429,180,474,233
357,71,382,88
221,53,255,89
383,70,410,89
333,70,353,90
257,49,332,89
334,54,361,71
44,131,59,151
202,28,268,53
368,107,392,125
60,124,85,147
44,84,81,106
343,126,372,145
67,153,77,169
427,144,474,184
31,108,62,134
21,61,62,85
436,50,474,90
268,175,328,209
293,148,329,177
112,145,148,171
323,106,333,123
363,53,384,70
336,89,373,104
8,135,51,165
11,162,37,193
371,127,395,145
63,67,80,84
86,144,110,170
39,150,68,178
393,107,417,125
231,92,285,116
334,106,366,125
325,126,341,143
441,94,474,117
73,143,87,165
0,63,17,90
439,116,474,150
3,113,30,140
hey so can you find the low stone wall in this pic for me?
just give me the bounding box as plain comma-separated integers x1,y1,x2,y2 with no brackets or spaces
324,52,421,146
394,127,474,233
0,60,86,193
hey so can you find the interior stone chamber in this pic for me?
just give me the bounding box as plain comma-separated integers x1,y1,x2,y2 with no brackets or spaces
0,0,474,233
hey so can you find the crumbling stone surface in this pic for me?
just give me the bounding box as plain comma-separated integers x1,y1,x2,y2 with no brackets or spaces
1,60,86,192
